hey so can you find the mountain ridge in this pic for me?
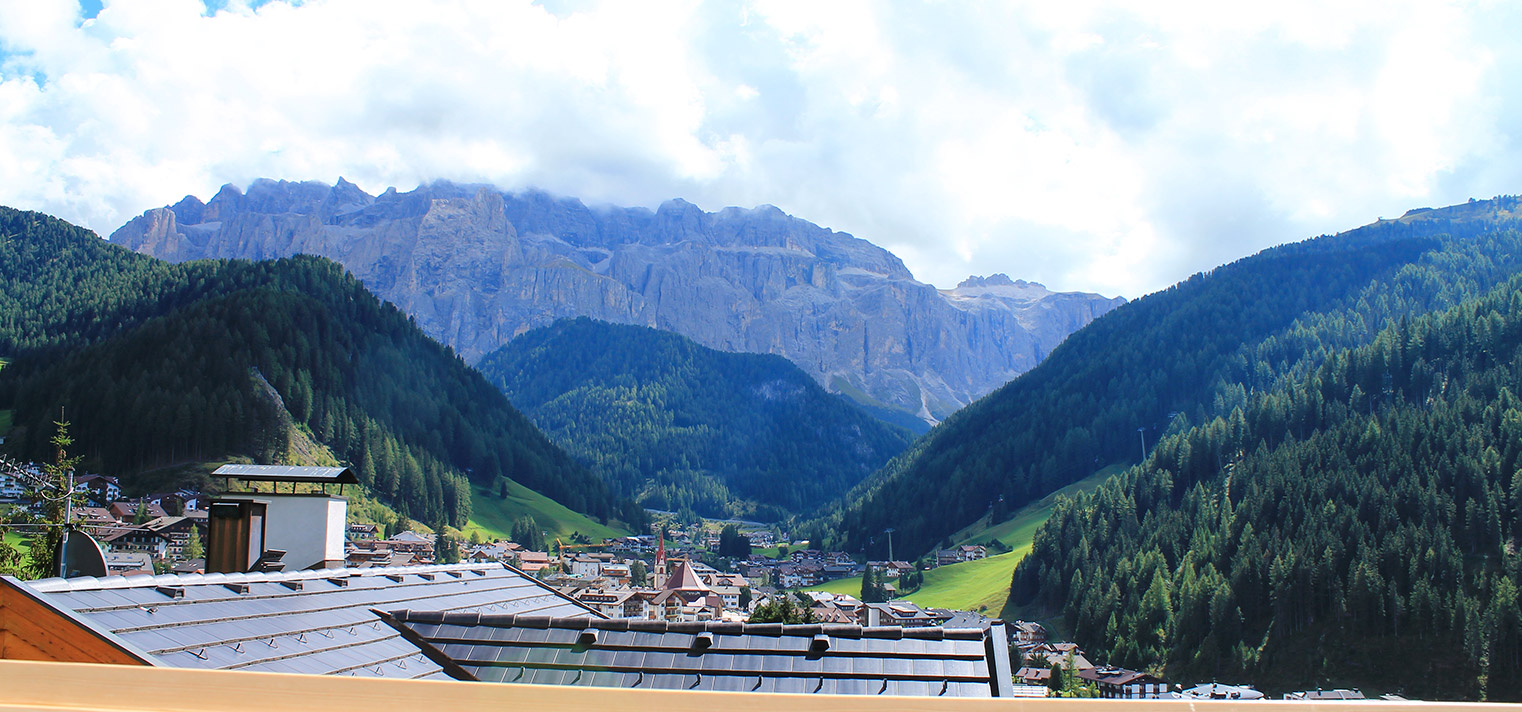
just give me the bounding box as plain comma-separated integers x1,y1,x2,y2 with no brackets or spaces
813,194,1522,559
110,178,1124,422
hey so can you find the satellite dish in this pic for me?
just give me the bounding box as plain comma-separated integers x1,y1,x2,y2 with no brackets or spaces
59,529,108,578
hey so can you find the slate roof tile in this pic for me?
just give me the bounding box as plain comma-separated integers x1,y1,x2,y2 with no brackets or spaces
5,562,598,678
378,610,1015,697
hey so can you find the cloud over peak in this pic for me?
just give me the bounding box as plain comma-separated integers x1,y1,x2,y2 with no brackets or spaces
1,0,1518,297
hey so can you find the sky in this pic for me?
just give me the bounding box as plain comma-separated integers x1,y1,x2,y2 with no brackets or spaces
1,1,1520,299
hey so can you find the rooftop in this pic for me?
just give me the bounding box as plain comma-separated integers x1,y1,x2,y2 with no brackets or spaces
378,610,1014,697
2,562,598,680
212,464,360,484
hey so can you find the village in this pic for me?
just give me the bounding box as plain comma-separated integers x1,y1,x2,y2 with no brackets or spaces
0,463,1378,701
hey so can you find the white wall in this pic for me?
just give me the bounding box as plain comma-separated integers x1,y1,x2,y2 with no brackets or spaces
220,493,347,571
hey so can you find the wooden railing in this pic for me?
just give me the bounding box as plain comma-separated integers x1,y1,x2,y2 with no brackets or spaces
0,660,1514,712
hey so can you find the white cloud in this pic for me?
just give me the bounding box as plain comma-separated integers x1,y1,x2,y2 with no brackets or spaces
0,0,1519,298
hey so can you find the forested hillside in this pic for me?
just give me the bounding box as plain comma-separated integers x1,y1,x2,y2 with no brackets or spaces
478,318,913,521
817,196,1522,558
0,207,641,529
1013,274,1522,700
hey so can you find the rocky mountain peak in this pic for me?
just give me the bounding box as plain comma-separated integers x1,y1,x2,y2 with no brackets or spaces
111,178,1124,422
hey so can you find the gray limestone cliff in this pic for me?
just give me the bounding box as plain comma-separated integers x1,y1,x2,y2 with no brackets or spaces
111,178,1125,422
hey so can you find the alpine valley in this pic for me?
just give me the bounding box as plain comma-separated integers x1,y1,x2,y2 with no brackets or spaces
4,185,1522,701
477,317,915,521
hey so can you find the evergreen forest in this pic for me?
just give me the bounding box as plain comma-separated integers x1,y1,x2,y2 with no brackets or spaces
478,318,913,520
817,197,1522,558
0,207,643,529
1013,272,1522,700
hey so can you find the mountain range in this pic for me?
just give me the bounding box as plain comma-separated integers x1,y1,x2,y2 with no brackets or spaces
108,179,1123,422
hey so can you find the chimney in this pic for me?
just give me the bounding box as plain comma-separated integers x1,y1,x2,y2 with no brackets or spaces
206,465,356,573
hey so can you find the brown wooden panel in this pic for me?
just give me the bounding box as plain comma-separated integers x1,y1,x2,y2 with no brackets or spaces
0,586,145,665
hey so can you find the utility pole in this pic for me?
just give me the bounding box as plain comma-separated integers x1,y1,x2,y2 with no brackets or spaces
884,528,895,562
1137,427,1147,461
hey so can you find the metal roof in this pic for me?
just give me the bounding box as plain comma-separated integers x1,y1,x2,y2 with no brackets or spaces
379,611,1015,697
10,562,600,680
212,464,359,484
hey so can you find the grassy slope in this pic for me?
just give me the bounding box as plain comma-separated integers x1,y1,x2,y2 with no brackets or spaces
2,530,29,555
805,466,1119,617
947,464,1121,549
462,480,629,544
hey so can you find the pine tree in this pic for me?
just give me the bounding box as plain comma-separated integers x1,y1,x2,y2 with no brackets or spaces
25,419,82,580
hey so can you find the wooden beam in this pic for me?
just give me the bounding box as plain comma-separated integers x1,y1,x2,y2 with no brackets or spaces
0,660,1516,712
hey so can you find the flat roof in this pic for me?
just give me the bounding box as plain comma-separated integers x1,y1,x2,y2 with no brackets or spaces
212,464,359,484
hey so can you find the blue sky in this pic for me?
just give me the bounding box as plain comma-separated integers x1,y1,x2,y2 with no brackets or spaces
2,0,1520,298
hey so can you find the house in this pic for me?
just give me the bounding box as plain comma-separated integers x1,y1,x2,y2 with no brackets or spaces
574,588,645,618
170,558,206,574
376,531,435,563
69,506,118,527
137,516,204,560
378,611,1017,697
651,560,722,621
1015,666,1052,685
1024,641,1094,671
709,584,742,610
809,605,855,623
867,560,915,577
1182,683,1264,700
936,545,987,567
107,500,167,522
567,552,613,578
514,550,552,573
0,468,25,500
858,601,953,628
599,563,631,585
465,541,515,561
1011,620,1047,646
347,522,379,541
103,552,153,576
0,562,601,677
72,475,121,505
1284,689,1366,700
1077,666,1169,699
1010,685,1052,698
96,525,168,560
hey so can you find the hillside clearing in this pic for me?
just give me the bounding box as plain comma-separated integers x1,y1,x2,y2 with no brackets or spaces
463,480,630,544
947,464,1121,549
805,464,1123,616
